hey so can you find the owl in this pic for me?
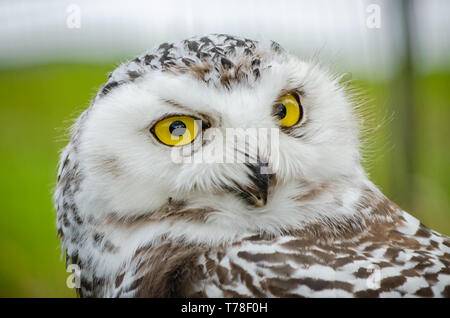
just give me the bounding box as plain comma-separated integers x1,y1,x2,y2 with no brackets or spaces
54,34,450,298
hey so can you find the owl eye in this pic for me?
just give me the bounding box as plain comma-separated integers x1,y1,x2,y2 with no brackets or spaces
273,93,302,127
152,115,199,146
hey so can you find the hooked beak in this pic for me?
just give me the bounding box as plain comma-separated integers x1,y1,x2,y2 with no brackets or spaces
238,162,273,207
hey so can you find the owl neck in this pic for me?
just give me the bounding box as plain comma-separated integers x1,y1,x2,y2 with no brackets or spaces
94,176,399,247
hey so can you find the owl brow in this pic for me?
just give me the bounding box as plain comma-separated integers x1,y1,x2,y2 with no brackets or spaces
158,98,215,128
161,98,194,112
275,86,305,102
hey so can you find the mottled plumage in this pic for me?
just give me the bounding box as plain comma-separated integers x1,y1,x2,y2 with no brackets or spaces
54,34,450,298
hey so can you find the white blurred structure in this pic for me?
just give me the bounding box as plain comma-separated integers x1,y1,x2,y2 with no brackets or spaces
0,0,449,78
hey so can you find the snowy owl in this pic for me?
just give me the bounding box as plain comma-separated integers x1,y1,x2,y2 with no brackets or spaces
54,34,450,298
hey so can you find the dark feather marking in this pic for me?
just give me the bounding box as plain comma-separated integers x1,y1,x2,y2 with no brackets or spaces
442,285,450,297
415,224,432,238
354,267,373,279
127,70,141,80
216,265,231,284
355,289,380,298
415,287,434,297
144,54,156,65
264,277,353,293
101,81,119,95
379,275,407,291
115,272,125,288
263,264,296,276
401,268,421,277
132,243,208,297
229,261,265,297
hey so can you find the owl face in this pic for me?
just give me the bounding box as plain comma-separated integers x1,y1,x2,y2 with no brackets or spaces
76,35,361,221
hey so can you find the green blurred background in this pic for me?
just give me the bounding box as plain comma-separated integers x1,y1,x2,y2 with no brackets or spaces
0,0,449,297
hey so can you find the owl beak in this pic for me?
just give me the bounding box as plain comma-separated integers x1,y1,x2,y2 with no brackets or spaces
241,162,272,207
243,185,267,207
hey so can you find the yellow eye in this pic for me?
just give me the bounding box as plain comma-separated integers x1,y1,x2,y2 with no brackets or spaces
152,116,199,146
274,93,302,127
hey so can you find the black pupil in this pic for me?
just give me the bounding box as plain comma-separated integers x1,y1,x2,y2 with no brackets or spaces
275,103,287,119
169,120,187,136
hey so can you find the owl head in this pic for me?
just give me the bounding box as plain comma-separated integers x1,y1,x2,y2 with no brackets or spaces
71,34,363,231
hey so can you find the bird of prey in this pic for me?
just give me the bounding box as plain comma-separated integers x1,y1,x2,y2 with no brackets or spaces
54,34,450,297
